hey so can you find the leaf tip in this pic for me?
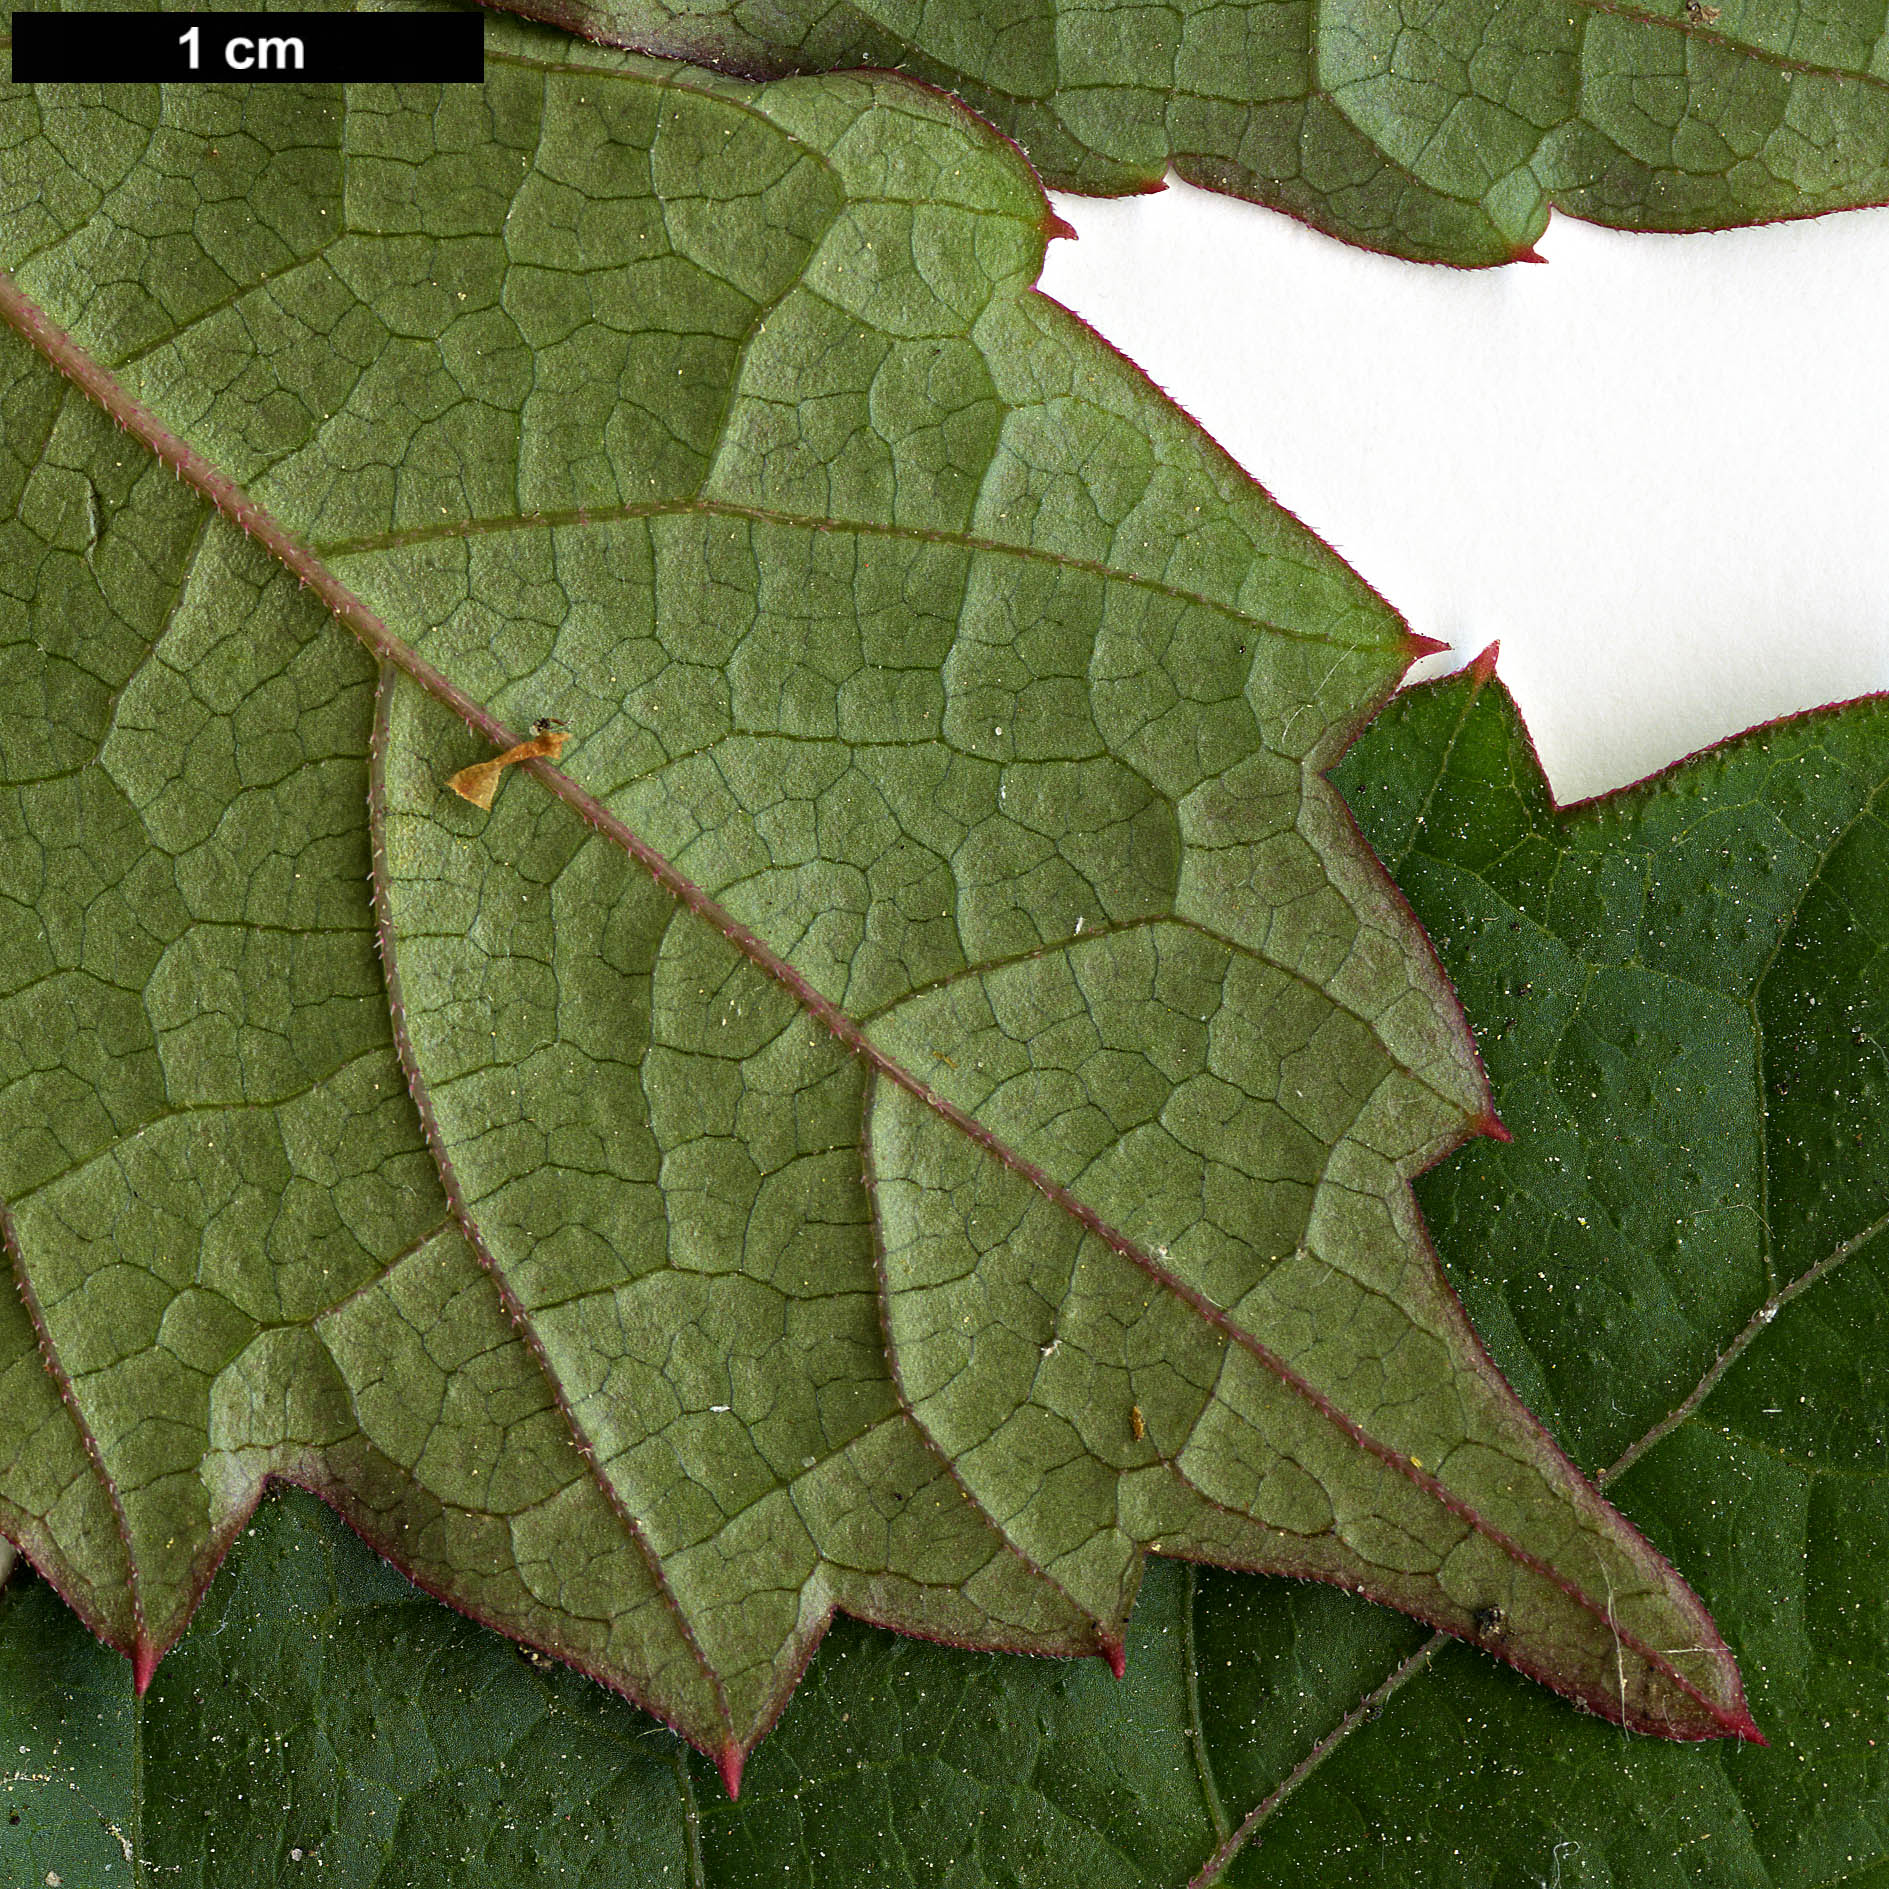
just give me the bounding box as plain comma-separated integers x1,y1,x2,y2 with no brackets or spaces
1102,1639,1127,1680
1404,630,1451,662
1473,1106,1512,1144
1515,245,1548,265
717,1744,746,1799
1715,1694,1766,1746
1044,209,1078,242
1466,640,1501,684
133,1640,160,1695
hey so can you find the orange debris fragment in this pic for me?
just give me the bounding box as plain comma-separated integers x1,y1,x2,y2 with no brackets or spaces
447,720,569,810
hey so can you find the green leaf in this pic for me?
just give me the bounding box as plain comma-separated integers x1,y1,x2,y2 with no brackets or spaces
6,661,1882,1885
0,3,1746,1787
0,1556,140,1884
4,1490,1223,1885
483,0,1889,264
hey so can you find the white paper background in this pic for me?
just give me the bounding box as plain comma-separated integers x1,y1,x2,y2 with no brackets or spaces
1039,187,1889,804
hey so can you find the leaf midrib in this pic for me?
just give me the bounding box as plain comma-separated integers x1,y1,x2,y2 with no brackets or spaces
1605,1203,1889,1482
1182,1632,1444,1888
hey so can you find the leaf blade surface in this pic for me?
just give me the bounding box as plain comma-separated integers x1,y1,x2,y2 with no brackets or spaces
0,11,1745,1770
483,0,1889,263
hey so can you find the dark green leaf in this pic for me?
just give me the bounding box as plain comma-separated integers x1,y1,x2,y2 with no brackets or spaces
3,1491,1226,1885
1224,658,1889,1885
487,0,1889,264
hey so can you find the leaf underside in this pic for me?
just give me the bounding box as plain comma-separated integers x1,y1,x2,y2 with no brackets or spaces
0,5,1749,1776
485,0,1889,264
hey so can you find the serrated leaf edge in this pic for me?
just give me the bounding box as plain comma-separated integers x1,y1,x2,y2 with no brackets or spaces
0,156,1752,1774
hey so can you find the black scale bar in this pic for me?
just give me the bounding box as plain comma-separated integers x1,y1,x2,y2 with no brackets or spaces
11,10,484,82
